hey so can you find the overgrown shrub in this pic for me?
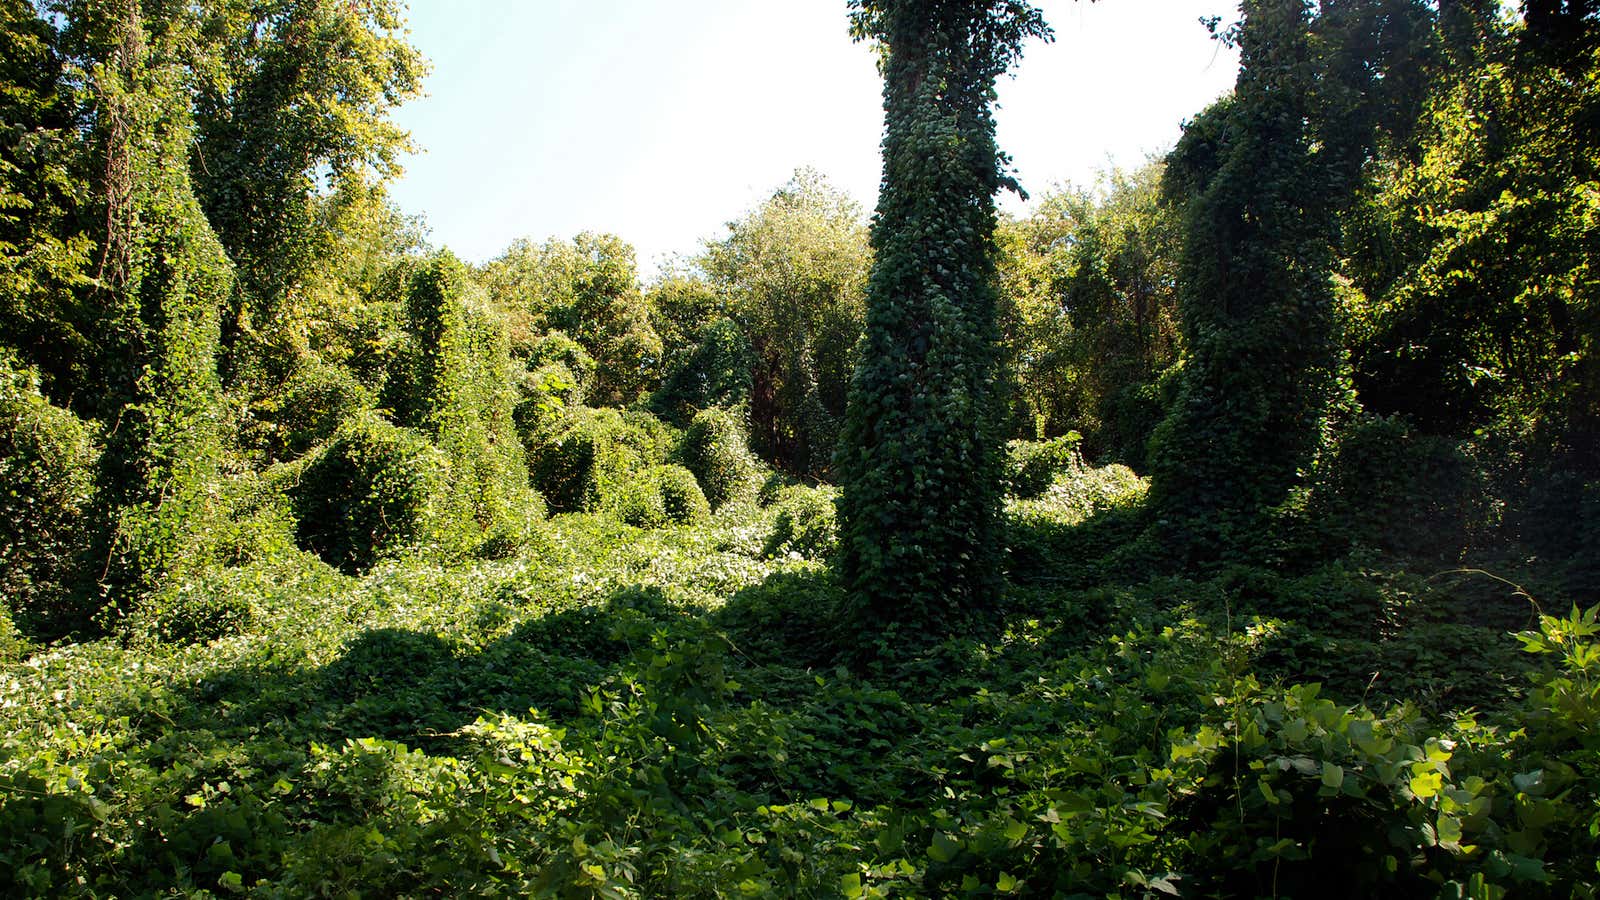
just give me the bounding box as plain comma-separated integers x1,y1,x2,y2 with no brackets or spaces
526,330,597,393
762,484,840,559
678,407,764,510
655,465,711,525
618,410,679,466
608,464,711,528
1311,415,1495,560
608,474,667,528
528,407,645,513
649,316,753,426
0,352,98,638
246,359,372,461
1005,432,1082,498
292,417,469,573
757,470,800,506
205,465,310,570
1008,461,1146,526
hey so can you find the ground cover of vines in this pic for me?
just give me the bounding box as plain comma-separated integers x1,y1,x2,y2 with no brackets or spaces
2,0,1597,896
2,456,1593,896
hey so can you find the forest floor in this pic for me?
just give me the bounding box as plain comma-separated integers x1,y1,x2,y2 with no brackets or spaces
1,470,1584,897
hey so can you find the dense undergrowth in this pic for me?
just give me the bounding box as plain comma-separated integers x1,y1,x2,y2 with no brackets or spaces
3,459,1595,897
3,2,1597,896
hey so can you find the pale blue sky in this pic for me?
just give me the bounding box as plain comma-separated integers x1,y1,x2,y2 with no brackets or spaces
387,1,1242,276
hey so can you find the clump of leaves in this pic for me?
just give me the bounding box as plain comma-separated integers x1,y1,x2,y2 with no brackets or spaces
292,416,468,573
609,464,711,528
0,607,29,664
762,484,840,560
243,359,372,462
678,406,765,510
123,578,257,646
1005,432,1082,499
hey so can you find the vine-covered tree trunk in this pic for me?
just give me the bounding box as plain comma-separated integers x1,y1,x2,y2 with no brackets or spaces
1149,1,1341,563
87,0,232,621
1149,0,1435,565
836,0,1048,637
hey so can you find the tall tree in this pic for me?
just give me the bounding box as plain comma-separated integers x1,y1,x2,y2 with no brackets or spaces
1149,0,1427,563
50,0,235,619
701,169,869,478
835,0,1050,636
0,2,95,407
192,0,424,378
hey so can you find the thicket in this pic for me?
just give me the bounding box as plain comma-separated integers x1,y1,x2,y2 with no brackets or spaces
0,0,1596,895
2,487,1595,896
0,352,97,637
481,233,662,407
242,359,372,461
648,315,751,427
996,165,1183,463
762,483,840,560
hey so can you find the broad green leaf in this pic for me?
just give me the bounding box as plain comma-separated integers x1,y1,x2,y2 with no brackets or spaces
1321,762,1344,790
1411,771,1443,799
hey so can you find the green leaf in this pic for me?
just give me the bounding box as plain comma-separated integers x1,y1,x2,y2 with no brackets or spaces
928,832,962,863
1321,762,1344,790
1411,771,1443,799
1511,770,1544,795
1437,815,1464,848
